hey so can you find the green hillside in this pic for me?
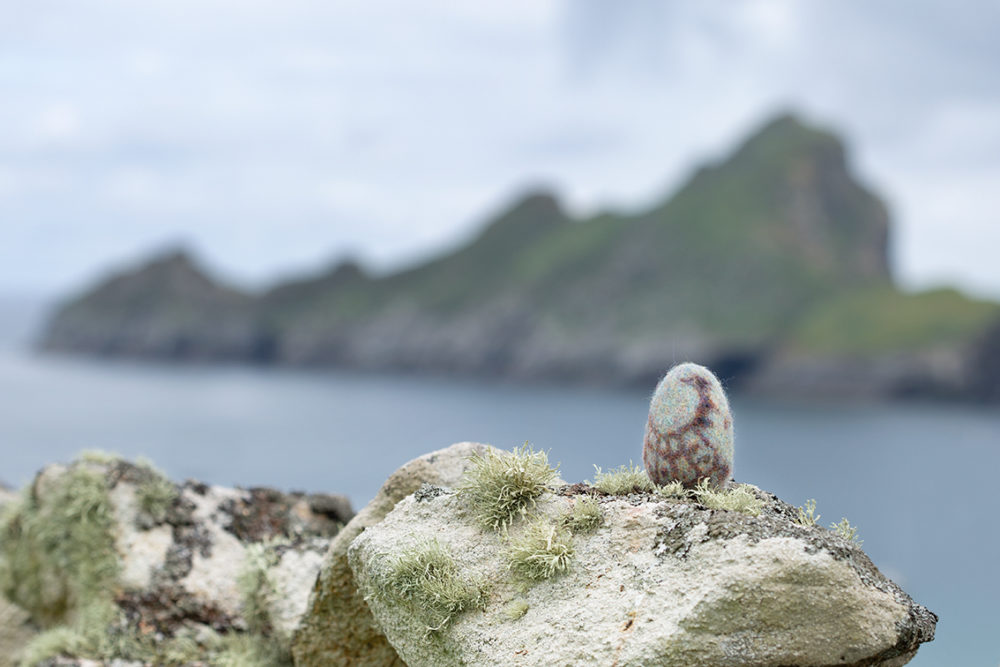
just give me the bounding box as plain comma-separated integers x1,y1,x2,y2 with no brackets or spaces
40,112,1000,400
264,114,892,351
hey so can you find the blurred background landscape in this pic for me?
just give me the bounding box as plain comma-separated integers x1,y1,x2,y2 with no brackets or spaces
1,1,999,664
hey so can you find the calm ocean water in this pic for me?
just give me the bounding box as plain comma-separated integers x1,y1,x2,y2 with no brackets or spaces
0,346,997,665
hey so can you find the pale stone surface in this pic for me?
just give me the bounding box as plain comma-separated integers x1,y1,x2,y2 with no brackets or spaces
178,484,248,616
109,483,173,590
349,484,936,667
267,545,327,640
292,441,499,667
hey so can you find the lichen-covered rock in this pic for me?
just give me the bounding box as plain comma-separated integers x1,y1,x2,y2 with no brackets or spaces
0,456,351,665
644,363,734,488
292,441,498,667
348,481,935,667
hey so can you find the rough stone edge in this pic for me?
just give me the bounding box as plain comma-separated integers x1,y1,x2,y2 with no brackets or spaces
290,442,493,667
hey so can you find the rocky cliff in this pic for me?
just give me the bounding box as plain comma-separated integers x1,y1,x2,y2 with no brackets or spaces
39,113,1000,400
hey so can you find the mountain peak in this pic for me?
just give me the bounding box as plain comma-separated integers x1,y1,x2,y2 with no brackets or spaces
481,189,565,233
732,112,843,164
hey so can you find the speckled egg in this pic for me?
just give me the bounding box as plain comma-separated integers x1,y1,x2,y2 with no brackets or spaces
643,362,734,488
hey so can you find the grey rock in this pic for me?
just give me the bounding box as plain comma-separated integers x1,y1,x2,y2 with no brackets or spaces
291,441,497,667
349,483,935,666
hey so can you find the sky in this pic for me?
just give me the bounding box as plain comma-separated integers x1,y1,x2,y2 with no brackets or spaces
1,0,999,300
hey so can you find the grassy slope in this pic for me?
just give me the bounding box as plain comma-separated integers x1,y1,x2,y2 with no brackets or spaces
272,114,896,352
786,287,1000,355
47,114,999,363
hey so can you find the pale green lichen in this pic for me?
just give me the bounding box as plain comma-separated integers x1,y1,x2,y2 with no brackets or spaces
367,539,487,634
507,520,574,581
17,599,126,665
17,625,91,666
237,538,288,636
213,633,294,667
591,462,654,494
691,479,764,516
831,518,862,545
77,449,121,465
562,497,602,533
654,480,688,499
0,466,120,627
457,443,558,533
797,499,821,527
502,598,530,621
135,470,178,525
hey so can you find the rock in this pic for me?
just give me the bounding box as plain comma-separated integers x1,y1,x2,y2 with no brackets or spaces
291,441,497,667
643,363,734,488
0,455,351,665
348,481,935,666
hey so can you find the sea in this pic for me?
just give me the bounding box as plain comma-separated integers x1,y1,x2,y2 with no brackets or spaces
0,306,997,665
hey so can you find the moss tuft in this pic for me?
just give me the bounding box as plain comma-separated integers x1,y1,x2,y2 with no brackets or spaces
654,480,688,499
236,539,286,636
214,633,294,667
77,450,120,465
591,462,654,495
17,625,90,666
16,599,121,664
367,539,487,634
507,520,574,581
691,479,764,516
830,518,862,545
562,497,602,533
0,466,120,627
502,598,530,621
797,499,821,527
458,443,558,532
135,470,178,525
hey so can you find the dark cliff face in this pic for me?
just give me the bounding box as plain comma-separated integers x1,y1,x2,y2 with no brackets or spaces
37,114,1000,399
41,249,270,361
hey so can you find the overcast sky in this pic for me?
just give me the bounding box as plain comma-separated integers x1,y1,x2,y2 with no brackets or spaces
1,1,999,299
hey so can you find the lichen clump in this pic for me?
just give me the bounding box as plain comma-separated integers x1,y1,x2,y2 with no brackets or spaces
237,540,285,636
0,465,120,627
643,363,734,488
562,497,602,533
591,462,654,494
367,539,487,634
134,466,179,525
691,479,764,516
502,598,530,621
506,520,574,581
797,499,821,527
590,464,687,500
831,518,862,545
457,443,558,532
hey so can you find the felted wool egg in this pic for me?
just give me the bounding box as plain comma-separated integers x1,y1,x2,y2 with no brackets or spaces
643,362,734,488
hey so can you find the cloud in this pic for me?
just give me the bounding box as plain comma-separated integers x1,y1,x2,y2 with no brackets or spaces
0,1,998,299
